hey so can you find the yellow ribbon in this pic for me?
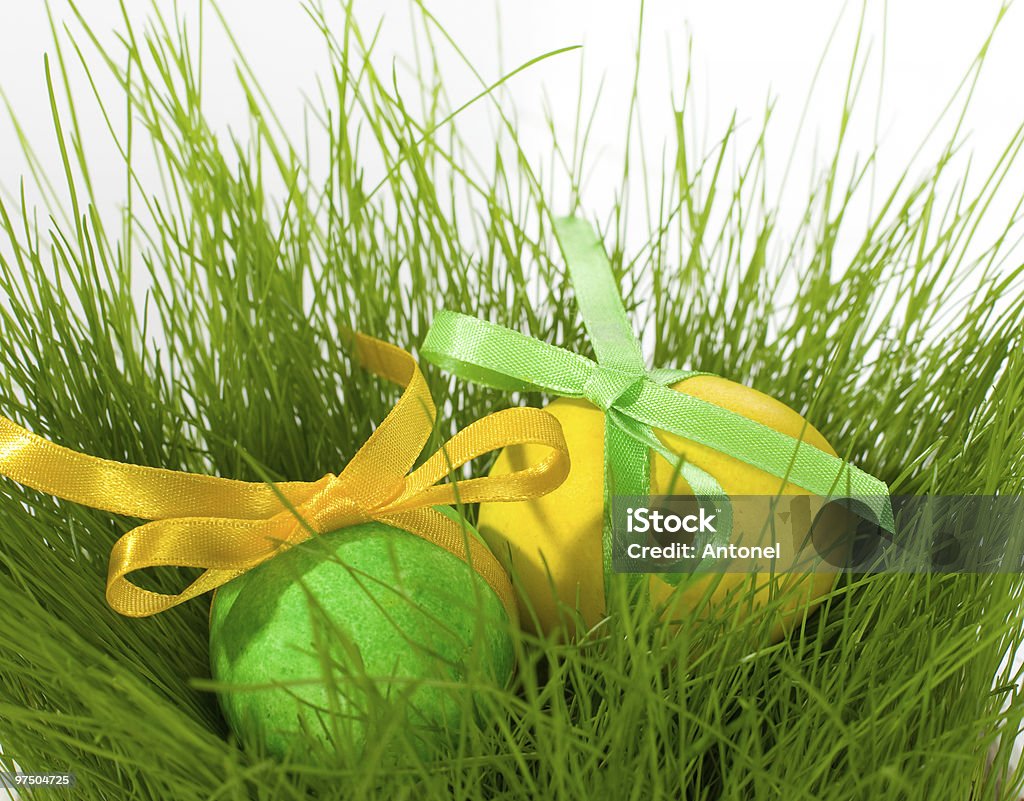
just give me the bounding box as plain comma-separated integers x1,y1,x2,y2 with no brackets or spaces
0,333,570,618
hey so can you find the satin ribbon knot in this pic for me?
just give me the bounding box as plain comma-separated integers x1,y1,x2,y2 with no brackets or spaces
0,334,571,617
300,478,377,535
582,365,646,411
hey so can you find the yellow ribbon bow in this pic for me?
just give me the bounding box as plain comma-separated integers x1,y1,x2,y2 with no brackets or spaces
0,333,570,618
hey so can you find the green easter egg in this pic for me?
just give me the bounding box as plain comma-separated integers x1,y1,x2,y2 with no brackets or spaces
208,521,514,759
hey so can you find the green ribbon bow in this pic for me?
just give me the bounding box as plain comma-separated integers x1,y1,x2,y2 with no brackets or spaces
422,217,894,595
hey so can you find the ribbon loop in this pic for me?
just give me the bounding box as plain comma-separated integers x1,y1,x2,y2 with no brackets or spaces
554,217,646,374
393,406,571,510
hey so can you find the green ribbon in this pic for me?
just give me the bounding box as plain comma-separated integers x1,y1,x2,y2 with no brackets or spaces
422,216,894,597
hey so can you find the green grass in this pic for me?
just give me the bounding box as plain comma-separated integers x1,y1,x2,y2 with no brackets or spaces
2,1,1024,799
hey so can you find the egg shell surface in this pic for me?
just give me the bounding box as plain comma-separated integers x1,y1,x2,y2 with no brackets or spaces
209,521,514,758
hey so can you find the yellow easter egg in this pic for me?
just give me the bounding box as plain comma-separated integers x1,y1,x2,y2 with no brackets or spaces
477,375,847,638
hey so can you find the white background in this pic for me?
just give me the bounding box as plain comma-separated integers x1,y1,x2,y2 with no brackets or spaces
1,0,1023,793
2,2,1023,265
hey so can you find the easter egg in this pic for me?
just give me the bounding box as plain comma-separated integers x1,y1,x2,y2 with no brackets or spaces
477,375,848,638
208,520,515,759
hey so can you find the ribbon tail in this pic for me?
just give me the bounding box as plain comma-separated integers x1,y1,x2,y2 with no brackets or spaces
607,409,733,587
0,415,328,521
624,380,896,533
602,419,651,602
